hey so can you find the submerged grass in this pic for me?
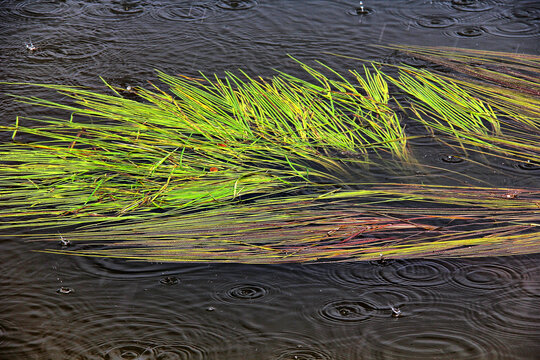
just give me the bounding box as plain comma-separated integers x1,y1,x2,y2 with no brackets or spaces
1,46,539,262
378,44,540,164
35,184,540,263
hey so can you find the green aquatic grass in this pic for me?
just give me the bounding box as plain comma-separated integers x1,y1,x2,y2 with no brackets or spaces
331,45,539,164
34,184,540,263
377,45,540,164
1,62,415,225
1,48,539,262
379,44,540,97
389,69,540,164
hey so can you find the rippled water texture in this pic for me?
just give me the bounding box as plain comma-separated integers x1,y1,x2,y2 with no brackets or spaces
1,0,539,358
2,240,540,359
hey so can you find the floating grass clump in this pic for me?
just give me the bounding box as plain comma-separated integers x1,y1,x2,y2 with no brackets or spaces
36,184,540,263
1,46,539,262
378,44,540,164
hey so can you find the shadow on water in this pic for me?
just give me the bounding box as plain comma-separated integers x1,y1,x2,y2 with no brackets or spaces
0,0,539,358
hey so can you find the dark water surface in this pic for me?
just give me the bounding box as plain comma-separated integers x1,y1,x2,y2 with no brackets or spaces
1,0,539,358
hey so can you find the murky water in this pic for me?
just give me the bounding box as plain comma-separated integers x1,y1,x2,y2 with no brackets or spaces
1,0,539,358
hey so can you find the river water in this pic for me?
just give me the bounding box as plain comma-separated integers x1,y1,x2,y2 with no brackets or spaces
0,0,539,359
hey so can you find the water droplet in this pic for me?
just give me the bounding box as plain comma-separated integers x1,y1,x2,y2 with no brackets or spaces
56,286,74,294
370,254,394,267
59,236,71,247
217,0,258,11
25,42,38,51
517,160,540,171
347,1,373,16
441,154,464,163
227,284,267,300
456,26,485,37
417,16,455,28
320,300,376,322
159,276,179,285
276,348,332,360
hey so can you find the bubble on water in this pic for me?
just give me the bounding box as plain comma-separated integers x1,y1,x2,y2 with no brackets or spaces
441,154,465,163
417,15,456,28
455,25,485,37
216,0,258,11
319,300,381,323
159,276,179,285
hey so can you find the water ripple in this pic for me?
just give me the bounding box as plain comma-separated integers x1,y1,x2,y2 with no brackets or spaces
417,15,456,28
383,51,433,68
213,281,273,303
309,262,388,287
452,262,522,291
62,311,238,359
388,2,462,31
440,153,465,163
388,0,513,40
150,0,260,23
232,331,335,359
486,20,540,37
452,25,486,37
216,0,258,11
365,326,510,359
0,320,6,345
2,284,88,322
275,347,332,360
319,299,383,323
359,286,438,309
346,4,375,17
471,296,540,339
521,264,540,297
484,4,540,38
94,342,205,360
512,4,540,20
227,284,268,300
82,0,147,21
516,160,540,171
24,33,107,62
380,259,457,287
0,287,94,358
11,0,84,19
362,298,512,358
72,253,211,280
151,2,214,22
451,0,496,12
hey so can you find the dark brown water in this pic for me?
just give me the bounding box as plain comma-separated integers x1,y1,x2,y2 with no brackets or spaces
1,0,539,358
